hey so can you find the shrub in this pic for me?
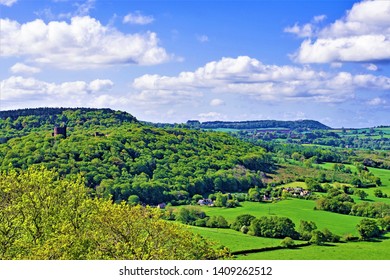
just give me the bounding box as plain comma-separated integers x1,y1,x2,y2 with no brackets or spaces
280,237,295,248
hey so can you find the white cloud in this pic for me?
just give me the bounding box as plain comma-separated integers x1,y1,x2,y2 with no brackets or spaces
367,97,387,106
10,63,41,74
365,63,378,71
123,11,154,25
313,15,326,23
210,98,225,106
284,15,326,38
292,0,390,63
284,23,315,38
0,16,170,69
57,0,95,19
132,56,390,104
0,0,17,7
0,76,114,103
196,34,209,43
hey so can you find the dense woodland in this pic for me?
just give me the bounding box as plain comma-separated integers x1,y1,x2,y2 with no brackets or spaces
0,108,270,205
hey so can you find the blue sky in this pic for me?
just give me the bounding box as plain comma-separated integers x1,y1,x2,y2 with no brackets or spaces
1,0,389,128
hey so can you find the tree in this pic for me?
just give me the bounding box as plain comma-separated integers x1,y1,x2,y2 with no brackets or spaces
206,216,229,228
128,195,140,206
231,214,256,231
298,220,317,241
373,189,383,198
248,186,261,202
305,178,322,192
0,167,226,260
356,219,380,240
354,189,368,200
310,230,326,245
214,193,228,207
249,216,298,239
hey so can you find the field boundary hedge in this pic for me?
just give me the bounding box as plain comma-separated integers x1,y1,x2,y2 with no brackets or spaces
231,242,311,255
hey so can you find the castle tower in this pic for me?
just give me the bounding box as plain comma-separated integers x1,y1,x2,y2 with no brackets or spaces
53,126,67,138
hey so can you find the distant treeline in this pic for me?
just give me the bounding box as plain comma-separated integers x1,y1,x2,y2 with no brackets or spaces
0,107,137,122
187,120,330,130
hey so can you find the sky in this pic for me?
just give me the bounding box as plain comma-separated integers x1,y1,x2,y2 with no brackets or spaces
0,0,389,128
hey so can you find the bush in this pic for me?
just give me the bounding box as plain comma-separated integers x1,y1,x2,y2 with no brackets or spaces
280,237,295,248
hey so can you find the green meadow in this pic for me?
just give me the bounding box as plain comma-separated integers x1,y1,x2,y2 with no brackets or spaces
237,233,390,260
188,226,286,252
201,200,363,236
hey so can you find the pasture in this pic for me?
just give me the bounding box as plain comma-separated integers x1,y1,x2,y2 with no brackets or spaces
237,233,390,260
201,200,363,236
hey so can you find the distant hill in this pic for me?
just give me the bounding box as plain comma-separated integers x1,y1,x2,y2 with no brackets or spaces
187,119,331,130
0,107,137,139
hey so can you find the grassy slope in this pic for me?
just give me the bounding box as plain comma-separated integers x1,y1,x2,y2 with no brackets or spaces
188,226,284,252
237,233,390,260
201,200,363,236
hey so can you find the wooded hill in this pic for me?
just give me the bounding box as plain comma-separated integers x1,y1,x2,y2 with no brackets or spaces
188,119,330,130
0,107,272,205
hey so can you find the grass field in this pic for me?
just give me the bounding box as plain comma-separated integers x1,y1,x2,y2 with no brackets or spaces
237,233,390,260
201,200,363,236
188,226,287,252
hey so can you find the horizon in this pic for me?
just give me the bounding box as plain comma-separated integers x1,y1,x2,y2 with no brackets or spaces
1,0,389,128
2,106,389,129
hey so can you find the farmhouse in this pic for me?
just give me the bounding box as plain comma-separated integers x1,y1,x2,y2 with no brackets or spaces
198,198,214,206
283,187,311,197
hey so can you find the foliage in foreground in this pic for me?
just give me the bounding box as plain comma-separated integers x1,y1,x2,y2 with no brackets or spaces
0,167,228,260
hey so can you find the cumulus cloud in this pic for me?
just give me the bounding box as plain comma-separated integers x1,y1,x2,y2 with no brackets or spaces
0,0,17,7
10,63,41,74
0,16,170,69
132,56,390,104
284,23,315,38
0,76,114,103
365,63,378,71
123,11,154,25
292,0,390,63
284,14,326,38
367,97,387,106
210,98,225,106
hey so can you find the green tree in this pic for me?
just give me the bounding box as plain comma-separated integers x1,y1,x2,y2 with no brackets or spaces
298,220,317,241
310,230,326,245
248,186,261,202
356,219,380,240
0,167,225,260
127,195,140,206
373,189,383,198
214,193,228,207
354,189,368,200
231,214,256,231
